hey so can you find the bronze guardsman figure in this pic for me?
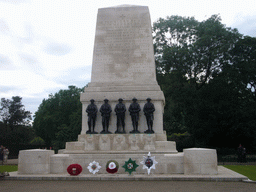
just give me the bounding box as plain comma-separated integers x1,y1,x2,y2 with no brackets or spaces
143,98,155,133
114,98,126,133
128,97,141,133
86,99,98,134
100,99,112,134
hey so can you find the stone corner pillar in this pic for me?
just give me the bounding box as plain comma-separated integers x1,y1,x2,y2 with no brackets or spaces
18,149,54,174
184,148,218,175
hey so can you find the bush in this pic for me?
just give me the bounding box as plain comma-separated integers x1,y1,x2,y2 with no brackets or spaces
167,132,194,152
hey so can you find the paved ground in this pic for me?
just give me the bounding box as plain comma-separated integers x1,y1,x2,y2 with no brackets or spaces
0,180,256,192
5,166,248,182
2,159,255,191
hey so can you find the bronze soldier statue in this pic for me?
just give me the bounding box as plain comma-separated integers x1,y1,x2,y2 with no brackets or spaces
100,99,112,134
128,97,141,133
86,99,98,134
143,98,155,133
114,98,126,133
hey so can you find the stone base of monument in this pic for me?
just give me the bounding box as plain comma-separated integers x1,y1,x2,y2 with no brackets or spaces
49,149,216,175
49,153,184,174
17,134,218,175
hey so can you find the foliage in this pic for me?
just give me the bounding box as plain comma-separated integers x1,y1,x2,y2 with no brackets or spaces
153,15,241,90
153,14,256,150
0,122,35,149
223,165,256,181
33,86,83,149
167,132,194,152
159,70,196,135
0,96,31,126
0,97,36,156
54,124,74,149
230,36,256,99
29,137,45,146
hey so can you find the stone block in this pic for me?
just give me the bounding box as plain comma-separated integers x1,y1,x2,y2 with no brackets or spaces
65,142,85,151
155,132,167,141
18,149,54,174
155,141,177,152
50,154,70,174
164,153,184,174
184,148,218,175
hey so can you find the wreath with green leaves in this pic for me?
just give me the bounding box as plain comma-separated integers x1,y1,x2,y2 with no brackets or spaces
122,158,139,175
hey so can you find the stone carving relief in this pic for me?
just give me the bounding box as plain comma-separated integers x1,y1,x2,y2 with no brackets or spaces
99,134,111,151
112,135,126,151
84,135,96,151
129,134,140,151
143,134,156,151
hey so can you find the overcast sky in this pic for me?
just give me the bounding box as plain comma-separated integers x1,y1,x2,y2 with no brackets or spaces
0,0,255,117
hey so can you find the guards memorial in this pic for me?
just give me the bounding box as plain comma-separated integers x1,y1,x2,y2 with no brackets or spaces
18,5,218,176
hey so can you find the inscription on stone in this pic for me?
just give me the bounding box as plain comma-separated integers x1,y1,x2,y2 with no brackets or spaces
91,6,156,84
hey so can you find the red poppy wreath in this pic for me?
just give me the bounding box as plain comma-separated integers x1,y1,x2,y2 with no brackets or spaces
67,164,83,176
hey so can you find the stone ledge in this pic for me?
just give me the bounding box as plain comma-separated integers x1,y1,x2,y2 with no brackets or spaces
66,134,176,152
62,150,178,154
5,167,248,182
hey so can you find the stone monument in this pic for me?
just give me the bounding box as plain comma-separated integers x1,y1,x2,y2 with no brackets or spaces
64,4,176,153
80,5,165,135
18,5,218,176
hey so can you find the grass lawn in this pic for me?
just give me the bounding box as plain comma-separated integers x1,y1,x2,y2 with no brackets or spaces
0,165,18,173
223,165,256,181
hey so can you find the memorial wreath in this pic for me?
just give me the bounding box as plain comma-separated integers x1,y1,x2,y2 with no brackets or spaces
106,160,119,174
67,164,83,176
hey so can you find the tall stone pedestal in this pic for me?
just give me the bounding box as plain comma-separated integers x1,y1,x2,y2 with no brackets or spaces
80,5,165,135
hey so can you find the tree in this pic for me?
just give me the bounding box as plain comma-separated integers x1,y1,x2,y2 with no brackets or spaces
153,15,242,90
0,96,32,126
33,86,83,148
0,97,35,156
158,70,195,135
227,36,256,149
230,36,256,100
153,15,256,150
188,74,246,147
